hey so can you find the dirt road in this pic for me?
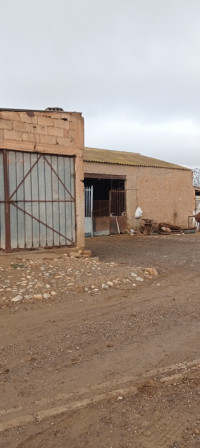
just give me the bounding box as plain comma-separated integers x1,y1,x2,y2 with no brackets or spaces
0,234,200,447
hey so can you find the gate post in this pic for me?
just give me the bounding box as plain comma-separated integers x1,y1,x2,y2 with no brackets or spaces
3,151,11,252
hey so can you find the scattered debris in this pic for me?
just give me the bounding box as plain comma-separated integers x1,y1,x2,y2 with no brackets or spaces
0,250,159,308
145,268,158,276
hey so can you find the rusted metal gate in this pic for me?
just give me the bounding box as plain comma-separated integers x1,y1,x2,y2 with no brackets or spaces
109,190,127,234
109,190,126,216
0,150,75,251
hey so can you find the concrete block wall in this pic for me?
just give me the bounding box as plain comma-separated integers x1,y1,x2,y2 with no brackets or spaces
0,109,85,248
136,167,194,228
0,110,83,154
84,161,194,229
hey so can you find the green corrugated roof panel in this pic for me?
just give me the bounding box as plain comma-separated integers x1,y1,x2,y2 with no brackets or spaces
84,147,190,171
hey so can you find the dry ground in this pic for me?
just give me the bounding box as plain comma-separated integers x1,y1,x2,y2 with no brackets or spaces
0,233,200,448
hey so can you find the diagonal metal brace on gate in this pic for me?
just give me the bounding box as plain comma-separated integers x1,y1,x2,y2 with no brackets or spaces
43,155,75,201
9,154,75,202
11,201,73,244
9,154,43,200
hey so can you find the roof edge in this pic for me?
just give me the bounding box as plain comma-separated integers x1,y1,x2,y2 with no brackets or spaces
84,147,191,171
0,108,82,115
84,158,190,171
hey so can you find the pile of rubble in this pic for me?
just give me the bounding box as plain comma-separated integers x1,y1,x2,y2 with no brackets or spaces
0,249,158,308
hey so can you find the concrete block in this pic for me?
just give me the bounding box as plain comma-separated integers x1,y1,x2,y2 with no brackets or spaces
56,136,72,146
0,130,3,141
40,134,57,145
0,111,20,121
31,124,47,134
37,116,54,127
4,130,22,140
48,126,63,137
36,143,79,156
0,139,35,152
13,121,31,133
63,129,69,138
69,130,75,139
22,133,40,143
54,119,70,129
48,113,71,120
69,120,76,131
20,112,37,124
0,119,12,130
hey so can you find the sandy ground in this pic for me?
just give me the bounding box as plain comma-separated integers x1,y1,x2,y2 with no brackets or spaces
0,233,200,448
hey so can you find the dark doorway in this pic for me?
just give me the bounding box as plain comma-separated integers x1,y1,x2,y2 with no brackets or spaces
84,177,127,236
84,178,125,217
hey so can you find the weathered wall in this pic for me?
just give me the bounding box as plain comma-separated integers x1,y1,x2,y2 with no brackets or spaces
0,109,85,248
84,162,194,228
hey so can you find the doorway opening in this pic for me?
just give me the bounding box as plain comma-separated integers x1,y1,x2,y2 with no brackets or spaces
84,176,126,236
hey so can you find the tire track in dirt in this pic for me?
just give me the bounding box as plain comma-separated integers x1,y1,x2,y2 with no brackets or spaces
1,358,199,434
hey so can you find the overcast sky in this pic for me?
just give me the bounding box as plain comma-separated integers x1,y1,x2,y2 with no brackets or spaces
1,0,200,167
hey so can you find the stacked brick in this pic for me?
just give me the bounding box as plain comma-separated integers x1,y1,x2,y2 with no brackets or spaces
0,110,83,156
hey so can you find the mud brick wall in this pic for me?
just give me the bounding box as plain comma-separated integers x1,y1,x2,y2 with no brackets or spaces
0,109,85,248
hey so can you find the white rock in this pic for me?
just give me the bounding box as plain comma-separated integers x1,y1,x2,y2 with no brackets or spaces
33,294,43,300
102,284,109,289
43,293,50,299
131,272,137,277
69,252,81,258
24,294,33,299
136,277,144,282
11,295,23,302
51,291,57,296
145,268,158,276
107,281,114,287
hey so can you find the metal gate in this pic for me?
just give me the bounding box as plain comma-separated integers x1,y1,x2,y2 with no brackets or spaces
109,190,126,216
0,150,75,251
84,186,93,237
109,190,127,234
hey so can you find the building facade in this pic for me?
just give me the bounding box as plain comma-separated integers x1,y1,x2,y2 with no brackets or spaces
0,108,84,251
84,147,194,235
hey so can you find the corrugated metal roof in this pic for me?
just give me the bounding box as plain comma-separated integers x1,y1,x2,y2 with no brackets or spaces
84,147,190,170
